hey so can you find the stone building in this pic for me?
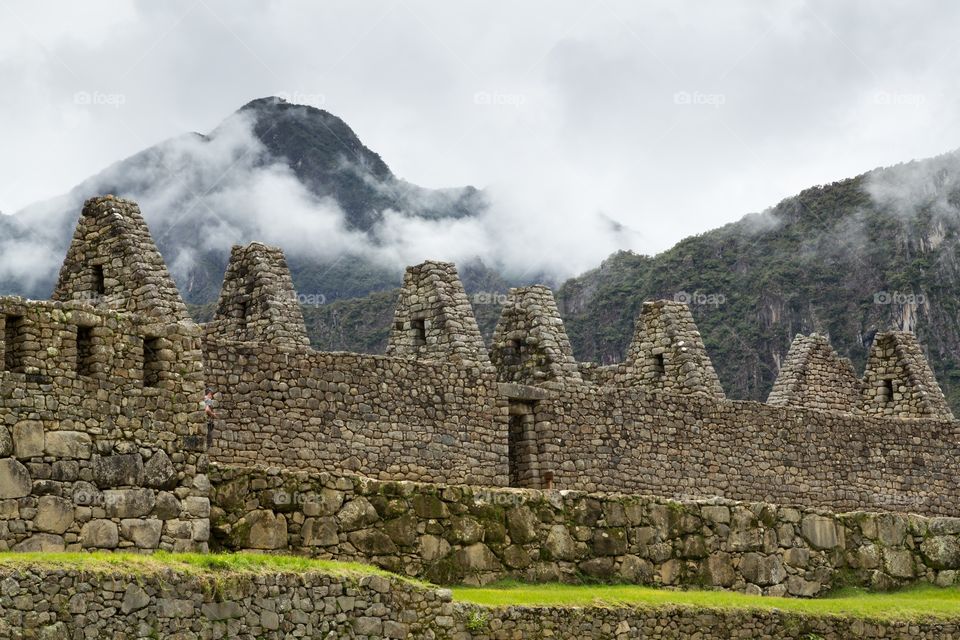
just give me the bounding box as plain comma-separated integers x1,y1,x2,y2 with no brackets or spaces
2,194,959,559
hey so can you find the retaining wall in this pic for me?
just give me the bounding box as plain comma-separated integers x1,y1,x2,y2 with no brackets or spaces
210,465,960,596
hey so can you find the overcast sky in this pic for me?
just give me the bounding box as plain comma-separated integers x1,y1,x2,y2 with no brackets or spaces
2,0,959,257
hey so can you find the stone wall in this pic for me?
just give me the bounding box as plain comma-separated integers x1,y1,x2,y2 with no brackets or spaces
206,242,310,347
386,260,490,366
210,465,960,596
0,301,208,553
0,194,209,553
3,564,959,640
529,386,960,514
204,342,509,486
0,565,452,639
767,333,860,412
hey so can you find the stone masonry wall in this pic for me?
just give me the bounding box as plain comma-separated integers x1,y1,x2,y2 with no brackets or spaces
859,331,955,419
5,565,959,640
530,386,960,515
0,297,209,553
204,340,509,486
767,333,861,412
489,286,582,385
206,242,310,347
52,196,189,322
386,260,490,366
210,465,960,596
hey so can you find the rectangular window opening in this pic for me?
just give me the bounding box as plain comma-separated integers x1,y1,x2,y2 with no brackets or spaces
881,378,895,404
76,326,95,377
411,318,426,346
92,265,105,297
143,336,162,388
653,353,666,379
3,315,25,373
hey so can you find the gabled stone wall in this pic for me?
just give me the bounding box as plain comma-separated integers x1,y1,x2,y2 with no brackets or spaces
206,242,310,347
0,292,207,551
489,286,582,385
767,333,860,412
52,196,188,322
386,261,490,366
859,331,955,419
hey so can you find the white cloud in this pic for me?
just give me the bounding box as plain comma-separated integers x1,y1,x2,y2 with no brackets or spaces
2,0,960,285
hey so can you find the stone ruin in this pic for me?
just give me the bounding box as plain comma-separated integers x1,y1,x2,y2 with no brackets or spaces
2,196,960,595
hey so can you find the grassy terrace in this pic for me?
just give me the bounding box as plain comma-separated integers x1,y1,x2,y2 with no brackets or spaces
0,551,395,579
1,553,959,621
453,582,960,621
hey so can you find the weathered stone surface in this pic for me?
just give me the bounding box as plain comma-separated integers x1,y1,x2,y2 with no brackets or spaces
302,517,338,547
0,459,32,499
544,525,577,561
921,536,960,570
143,450,177,489
104,489,155,518
43,431,92,459
801,515,843,549
244,510,287,550
12,421,44,459
35,496,74,534
81,520,119,549
739,553,786,586
12,534,65,552
94,454,144,488
121,584,150,614
121,519,163,548
0,427,11,458
337,497,379,531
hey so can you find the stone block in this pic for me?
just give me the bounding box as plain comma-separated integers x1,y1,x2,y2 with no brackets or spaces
121,518,163,548
35,495,74,534
801,515,843,550
94,454,144,488
81,519,119,549
44,431,92,459
0,458,32,499
104,488,155,518
11,533,65,552
143,450,177,489
0,427,11,458
921,536,960,570
302,517,338,547
12,422,44,459
243,510,287,549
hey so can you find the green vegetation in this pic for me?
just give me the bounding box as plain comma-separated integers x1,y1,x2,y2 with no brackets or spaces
0,551,389,578
452,581,960,621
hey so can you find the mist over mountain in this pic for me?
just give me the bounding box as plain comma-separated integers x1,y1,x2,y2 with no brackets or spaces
0,97,634,303
303,148,960,414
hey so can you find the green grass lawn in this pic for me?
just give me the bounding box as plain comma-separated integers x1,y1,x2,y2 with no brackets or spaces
0,551,388,578
452,581,960,621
